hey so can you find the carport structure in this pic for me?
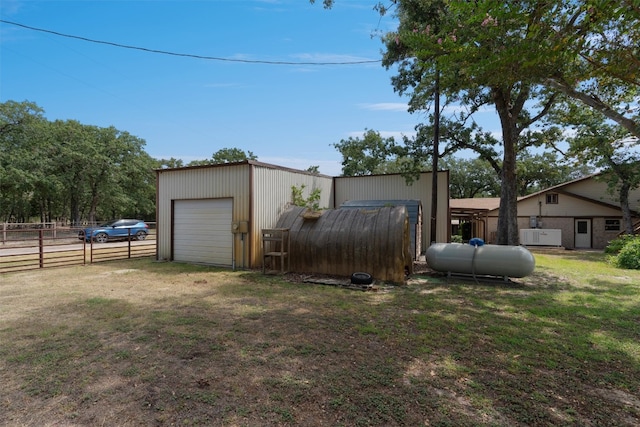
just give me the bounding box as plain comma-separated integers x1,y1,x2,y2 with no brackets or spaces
449,198,498,243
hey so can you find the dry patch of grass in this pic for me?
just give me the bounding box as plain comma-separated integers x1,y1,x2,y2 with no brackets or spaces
1,254,639,426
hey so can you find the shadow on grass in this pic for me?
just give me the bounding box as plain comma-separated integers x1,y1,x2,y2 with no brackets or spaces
3,259,639,426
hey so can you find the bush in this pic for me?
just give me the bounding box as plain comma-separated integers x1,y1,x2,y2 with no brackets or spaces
604,234,638,254
610,236,640,269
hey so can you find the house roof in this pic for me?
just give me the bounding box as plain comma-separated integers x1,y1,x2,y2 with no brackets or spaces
449,173,604,216
449,197,501,219
450,171,640,217
450,198,501,211
514,172,600,203
504,171,640,214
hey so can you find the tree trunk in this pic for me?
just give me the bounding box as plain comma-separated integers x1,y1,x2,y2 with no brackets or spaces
619,181,635,235
70,194,81,226
493,87,521,246
88,181,100,224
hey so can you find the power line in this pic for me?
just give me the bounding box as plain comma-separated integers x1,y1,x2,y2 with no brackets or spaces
0,19,382,66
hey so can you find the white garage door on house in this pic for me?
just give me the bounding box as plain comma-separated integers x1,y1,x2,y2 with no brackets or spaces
173,198,233,266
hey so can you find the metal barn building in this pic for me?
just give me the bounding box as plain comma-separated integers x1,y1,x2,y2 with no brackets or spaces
334,173,450,255
156,161,449,269
156,161,333,269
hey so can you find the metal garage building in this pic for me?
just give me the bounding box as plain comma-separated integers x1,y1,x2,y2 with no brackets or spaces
155,161,449,269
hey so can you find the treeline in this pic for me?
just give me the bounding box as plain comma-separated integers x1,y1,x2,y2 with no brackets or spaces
0,101,267,225
1,100,158,224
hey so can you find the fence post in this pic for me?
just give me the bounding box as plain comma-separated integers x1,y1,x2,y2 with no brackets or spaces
128,229,132,258
2,223,6,245
39,229,44,268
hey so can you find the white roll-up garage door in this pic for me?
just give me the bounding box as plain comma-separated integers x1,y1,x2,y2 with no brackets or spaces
173,198,233,266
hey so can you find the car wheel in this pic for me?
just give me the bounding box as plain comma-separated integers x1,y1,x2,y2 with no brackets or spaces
135,231,147,241
94,232,108,243
351,272,373,285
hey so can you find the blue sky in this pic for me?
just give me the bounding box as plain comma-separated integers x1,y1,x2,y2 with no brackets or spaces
0,0,497,176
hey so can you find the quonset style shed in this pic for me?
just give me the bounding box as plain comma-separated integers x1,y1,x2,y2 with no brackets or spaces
156,161,449,270
340,200,423,260
275,205,413,283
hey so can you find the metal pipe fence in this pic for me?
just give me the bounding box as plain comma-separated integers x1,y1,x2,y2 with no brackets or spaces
0,227,156,274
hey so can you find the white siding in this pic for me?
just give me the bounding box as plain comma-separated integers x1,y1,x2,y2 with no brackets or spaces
517,193,624,217
334,172,450,251
566,178,640,212
173,199,233,265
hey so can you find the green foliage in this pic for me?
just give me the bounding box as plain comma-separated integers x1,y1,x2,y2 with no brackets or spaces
188,147,257,166
155,157,184,169
1,100,156,223
332,129,404,177
291,185,322,211
443,156,500,198
515,150,593,196
558,105,640,233
609,236,640,269
604,235,639,254
212,147,257,163
186,147,257,166
306,165,320,175
383,1,574,245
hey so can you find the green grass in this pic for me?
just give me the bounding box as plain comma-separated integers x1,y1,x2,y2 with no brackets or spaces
1,252,639,426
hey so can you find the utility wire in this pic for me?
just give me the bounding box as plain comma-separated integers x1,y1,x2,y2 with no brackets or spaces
0,19,382,66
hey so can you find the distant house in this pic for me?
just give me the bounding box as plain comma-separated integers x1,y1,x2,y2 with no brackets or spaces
450,173,640,249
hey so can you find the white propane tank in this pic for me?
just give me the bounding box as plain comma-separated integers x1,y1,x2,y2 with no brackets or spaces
425,243,535,278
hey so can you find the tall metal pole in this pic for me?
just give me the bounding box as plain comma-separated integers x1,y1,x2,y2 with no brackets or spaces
430,69,440,244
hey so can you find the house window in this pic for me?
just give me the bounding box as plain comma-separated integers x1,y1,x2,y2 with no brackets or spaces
546,193,558,204
605,219,621,231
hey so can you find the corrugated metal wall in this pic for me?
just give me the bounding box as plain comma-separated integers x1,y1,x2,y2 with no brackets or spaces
340,199,423,260
156,163,251,265
334,172,450,252
157,163,448,269
251,165,333,265
275,205,412,283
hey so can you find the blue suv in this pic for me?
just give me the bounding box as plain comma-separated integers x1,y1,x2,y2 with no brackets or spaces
79,219,149,243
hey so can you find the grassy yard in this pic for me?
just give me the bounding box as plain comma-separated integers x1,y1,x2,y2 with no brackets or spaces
0,251,639,426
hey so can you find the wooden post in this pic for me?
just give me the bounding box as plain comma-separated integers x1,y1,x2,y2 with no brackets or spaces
39,229,44,268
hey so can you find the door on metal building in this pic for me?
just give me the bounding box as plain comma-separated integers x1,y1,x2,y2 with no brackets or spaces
173,198,233,266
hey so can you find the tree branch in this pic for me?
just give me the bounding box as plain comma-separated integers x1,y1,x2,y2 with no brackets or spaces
545,77,640,138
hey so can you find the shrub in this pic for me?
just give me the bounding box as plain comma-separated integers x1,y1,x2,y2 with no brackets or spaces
291,185,322,211
451,235,463,243
611,237,640,269
604,234,638,254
